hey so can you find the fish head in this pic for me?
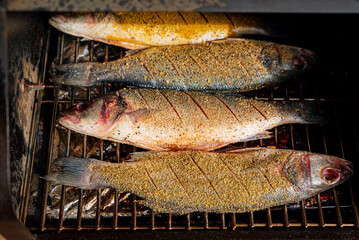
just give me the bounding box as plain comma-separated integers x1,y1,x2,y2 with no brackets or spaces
283,152,353,193
49,13,108,37
258,43,317,79
58,94,127,138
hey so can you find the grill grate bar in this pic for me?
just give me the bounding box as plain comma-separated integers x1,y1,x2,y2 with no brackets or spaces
186,213,191,230
39,32,64,231
39,87,59,231
113,189,119,230
21,27,51,224
113,143,121,229
266,208,273,228
317,193,325,227
33,222,358,232
150,210,155,230
132,198,138,230
348,96,359,227
249,211,255,228
168,213,172,230
267,88,276,228
73,37,84,231
231,213,236,230
349,181,359,228
329,78,359,228
40,98,359,104
96,189,102,229
299,79,308,228
58,186,66,231
204,212,209,229
57,87,75,230
316,78,342,227
221,213,226,229
76,189,83,230
282,86,291,228
312,76,326,227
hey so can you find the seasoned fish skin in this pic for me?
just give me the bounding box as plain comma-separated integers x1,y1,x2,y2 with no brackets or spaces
59,89,324,151
49,12,268,50
45,148,353,214
51,39,316,91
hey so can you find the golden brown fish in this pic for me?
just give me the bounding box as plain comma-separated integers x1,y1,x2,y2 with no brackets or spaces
45,148,353,214
49,12,269,50
51,39,316,91
58,89,324,151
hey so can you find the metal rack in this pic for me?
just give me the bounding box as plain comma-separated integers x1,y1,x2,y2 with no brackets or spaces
22,29,359,232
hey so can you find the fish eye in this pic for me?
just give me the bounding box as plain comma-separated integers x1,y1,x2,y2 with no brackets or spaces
322,168,340,183
292,56,306,70
76,101,90,111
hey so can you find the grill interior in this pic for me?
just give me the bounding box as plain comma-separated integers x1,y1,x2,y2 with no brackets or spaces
16,13,359,234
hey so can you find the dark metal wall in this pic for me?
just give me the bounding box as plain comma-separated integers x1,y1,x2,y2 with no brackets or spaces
5,0,359,12
7,13,46,220
0,9,35,240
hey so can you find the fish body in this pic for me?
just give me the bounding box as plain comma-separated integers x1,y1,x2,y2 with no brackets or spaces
59,88,323,151
49,12,269,50
45,148,353,214
51,39,316,91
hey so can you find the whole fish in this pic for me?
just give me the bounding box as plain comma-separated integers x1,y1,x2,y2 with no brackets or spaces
58,88,324,151
49,12,270,50
51,39,316,91
45,148,353,214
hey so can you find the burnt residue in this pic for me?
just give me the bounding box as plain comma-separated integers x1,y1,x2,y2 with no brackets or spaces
7,13,46,218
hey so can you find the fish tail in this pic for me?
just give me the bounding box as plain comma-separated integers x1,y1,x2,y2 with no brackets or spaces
50,62,99,86
44,157,108,189
290,102,327,124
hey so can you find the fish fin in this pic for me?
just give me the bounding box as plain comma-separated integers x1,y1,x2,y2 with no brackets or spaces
126,108,152,125
226,147,268,153
49,62,98,86
213,91,245,98
80,37,92,41
286,102,327,124
43,157,106,189
243,131,273,142
129,151,163,162
97,38,150,50
124,49,143,57
211,38,245,44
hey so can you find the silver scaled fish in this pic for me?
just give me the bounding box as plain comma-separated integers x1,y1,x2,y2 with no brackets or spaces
49,12,270,50
45,148,353,214
58,88,324,151
51,39,316,91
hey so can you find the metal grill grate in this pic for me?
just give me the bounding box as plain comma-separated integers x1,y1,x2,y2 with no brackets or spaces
22,28,359,232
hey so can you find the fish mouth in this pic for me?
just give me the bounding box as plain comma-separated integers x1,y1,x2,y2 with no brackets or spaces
292,48,317,70
49,14,70,25
59,114,80,127
322,156,354,183
329,156,354,177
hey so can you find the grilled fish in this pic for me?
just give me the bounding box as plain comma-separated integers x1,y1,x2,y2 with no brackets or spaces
45,148,353,214
58,88,324,151
51,39,316,91
49,12,269,50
